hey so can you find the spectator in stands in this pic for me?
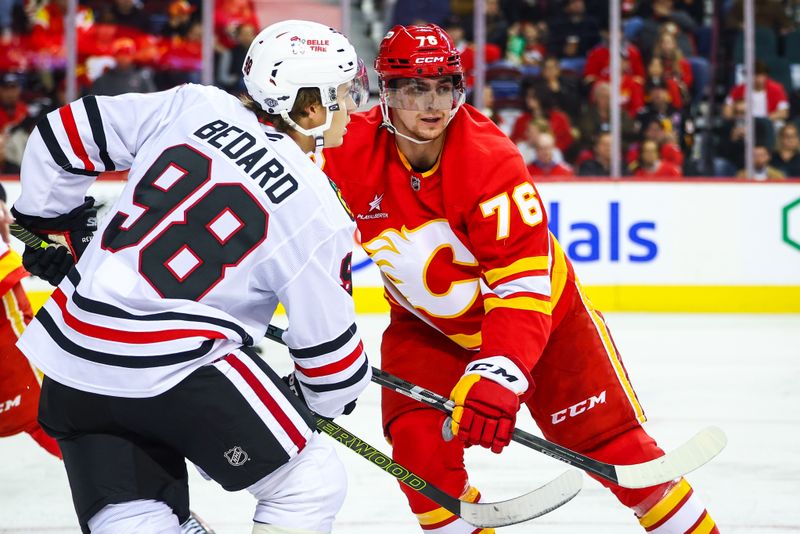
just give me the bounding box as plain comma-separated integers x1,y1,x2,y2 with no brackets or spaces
634,0,698,58
161,0,196,40
771,123,800,178
737,145,786,180
215,0,259,49
216,22,255,94
577,131,612,176
506,21,546,68
533,56,582,122
548,0,601,58
510,87,575,154
628,116,684,168
95,0,151,34
631,139,682,177
515,118,565,166
0,72,27,133
91,37,156,96
527,132,574,177
636,79,686,148
583,31,645,87
723,60,789,123
651,28,693,103
577,81,636,151
645,56,683,109
714,99,775,176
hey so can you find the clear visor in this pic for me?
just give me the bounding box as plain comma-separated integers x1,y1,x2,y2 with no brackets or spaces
348,59,369,110
383,76,464,111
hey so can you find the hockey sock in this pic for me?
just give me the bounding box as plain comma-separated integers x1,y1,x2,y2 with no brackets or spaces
637,478,719,533
389,410,492,533
582,426,718,532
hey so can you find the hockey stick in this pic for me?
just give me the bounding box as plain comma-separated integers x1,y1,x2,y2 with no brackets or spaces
9,223,52,250
7,224,581,527
265,325,727,489
315,415,581,528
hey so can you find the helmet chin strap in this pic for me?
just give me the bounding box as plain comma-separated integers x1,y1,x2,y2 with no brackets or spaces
280,106,336,150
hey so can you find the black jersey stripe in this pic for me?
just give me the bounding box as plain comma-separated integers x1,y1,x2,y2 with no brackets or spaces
37,308,217,368
298,358,369,393
37,116,101,177
66,270,253,346
83,95,115,171
288,323,358,360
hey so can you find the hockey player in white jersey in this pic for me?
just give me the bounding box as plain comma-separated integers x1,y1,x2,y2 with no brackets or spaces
11,20,370,534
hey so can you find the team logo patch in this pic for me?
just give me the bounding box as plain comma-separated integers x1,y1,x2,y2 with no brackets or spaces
224,446,250,466
265,98,279,108
327,178,354,220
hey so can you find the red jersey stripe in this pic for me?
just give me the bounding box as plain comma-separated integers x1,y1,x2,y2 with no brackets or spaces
224,353,307,450
59,105,95,172
51,288,227,343
295,341,364,378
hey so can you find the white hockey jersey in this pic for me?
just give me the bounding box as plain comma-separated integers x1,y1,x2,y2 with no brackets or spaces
14,84,370,417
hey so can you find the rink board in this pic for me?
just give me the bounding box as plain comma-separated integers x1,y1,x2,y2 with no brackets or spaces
2,178,799,313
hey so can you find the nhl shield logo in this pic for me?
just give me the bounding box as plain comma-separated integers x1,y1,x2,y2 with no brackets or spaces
224,446,250,466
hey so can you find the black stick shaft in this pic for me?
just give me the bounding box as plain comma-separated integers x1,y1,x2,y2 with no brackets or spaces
265,324,620,485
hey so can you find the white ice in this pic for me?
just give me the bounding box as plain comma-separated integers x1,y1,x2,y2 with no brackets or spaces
1,313,798,533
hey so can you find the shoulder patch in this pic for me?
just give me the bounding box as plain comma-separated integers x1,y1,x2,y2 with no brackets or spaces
327,178,354,220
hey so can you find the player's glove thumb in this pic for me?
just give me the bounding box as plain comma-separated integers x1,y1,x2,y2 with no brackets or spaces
449,355,532,454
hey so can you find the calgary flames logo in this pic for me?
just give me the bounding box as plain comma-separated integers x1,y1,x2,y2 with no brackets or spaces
363,220,480,318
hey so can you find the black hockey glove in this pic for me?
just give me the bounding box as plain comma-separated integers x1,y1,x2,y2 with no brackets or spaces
282,373,357,417
11,198,98,286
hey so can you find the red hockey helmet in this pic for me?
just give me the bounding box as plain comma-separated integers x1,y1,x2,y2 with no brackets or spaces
375,24,466,143
375,24,463,83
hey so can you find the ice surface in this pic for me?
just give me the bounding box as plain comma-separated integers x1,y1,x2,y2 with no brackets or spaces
1,313,798,533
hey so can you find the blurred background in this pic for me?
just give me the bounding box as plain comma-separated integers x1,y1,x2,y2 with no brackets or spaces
0,0,799,313
3,0,800,179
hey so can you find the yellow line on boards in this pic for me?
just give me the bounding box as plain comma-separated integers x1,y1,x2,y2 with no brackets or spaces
25,285,800,315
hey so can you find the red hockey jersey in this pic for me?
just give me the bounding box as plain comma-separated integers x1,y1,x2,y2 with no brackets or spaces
322,105,577,371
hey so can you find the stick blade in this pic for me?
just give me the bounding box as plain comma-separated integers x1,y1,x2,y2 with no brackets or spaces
460,469,582,528
615,426,728,489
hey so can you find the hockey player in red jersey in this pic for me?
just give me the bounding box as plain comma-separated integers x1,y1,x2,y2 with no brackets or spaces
11,20,370,534
321,24,718,533
0,185,62,459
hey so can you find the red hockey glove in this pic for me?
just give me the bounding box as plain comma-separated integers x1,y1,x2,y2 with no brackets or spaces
449,356,532,454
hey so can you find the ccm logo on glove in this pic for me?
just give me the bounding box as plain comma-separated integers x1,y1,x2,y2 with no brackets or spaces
449,355,532,453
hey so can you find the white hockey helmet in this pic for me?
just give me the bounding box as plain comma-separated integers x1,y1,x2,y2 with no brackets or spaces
242,20,368,140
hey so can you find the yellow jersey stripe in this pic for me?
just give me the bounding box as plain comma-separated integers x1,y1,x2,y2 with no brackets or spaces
639,479,692,529
550,237,568,307
3,291,26,339
484,256,550,286
0,250,23,281
447,330,482,349
577,279,646,423
484,295,552,315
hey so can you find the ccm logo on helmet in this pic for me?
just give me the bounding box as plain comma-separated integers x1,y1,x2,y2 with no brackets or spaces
415,56,444,63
